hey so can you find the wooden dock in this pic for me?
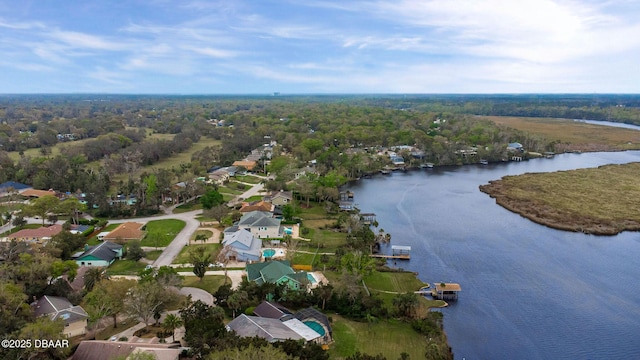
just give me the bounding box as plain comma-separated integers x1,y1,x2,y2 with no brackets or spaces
370,245,411,260
370,254,410,260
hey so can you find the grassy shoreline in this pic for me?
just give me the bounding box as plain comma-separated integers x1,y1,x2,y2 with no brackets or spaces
480,162,640,235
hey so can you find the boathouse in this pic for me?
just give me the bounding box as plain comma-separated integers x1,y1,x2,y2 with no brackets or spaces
392,245,411,257
433,282,461,301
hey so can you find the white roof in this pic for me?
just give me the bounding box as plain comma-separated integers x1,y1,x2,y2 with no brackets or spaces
283,318,322,341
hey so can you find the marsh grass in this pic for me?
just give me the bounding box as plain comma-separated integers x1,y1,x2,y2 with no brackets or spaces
480,162,640,234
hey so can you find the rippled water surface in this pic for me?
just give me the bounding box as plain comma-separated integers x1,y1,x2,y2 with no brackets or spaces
349,151,640,359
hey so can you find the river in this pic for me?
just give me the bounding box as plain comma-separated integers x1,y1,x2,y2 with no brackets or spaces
348,151,640,360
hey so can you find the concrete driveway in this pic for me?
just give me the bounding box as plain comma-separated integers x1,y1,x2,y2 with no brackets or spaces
179,287,214,305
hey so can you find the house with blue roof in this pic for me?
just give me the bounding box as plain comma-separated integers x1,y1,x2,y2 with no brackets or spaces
0,181,31,196
222,228,262,262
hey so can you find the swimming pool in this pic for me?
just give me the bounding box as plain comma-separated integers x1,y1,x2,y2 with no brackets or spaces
263,249,276,258
307,273,317,284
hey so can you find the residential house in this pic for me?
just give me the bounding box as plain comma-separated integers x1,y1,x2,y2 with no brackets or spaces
221,229,262,262
294,307,333,344
253,301,293,319
507,142,524,152
263,191,293,206
102,222,145,242
8,224,63,242
74,241,123,267
226,314,321,343
21,188,59,198
232,160,257,172
239,200,273,213
32,295,89,338
246,260,309,291
253,302,333,344
237,211,282,239
0,181,31,196
72,341,181,360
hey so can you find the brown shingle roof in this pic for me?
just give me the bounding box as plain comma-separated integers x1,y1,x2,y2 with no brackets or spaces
239,201,273,213
232,160,257,170
10,224,63,240
435,283,461,292
104,222,145,241
72,341,180,360
21,189,57,198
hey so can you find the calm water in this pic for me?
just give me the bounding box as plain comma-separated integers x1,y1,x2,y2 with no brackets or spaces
349,151,640,360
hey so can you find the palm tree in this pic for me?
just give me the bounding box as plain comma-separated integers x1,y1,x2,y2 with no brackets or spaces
162,314,183,343
84,267,106,292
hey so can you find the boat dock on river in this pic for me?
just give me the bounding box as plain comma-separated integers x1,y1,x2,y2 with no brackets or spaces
370,245,411,259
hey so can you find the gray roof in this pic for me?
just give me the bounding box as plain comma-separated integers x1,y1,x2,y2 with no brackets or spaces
237,211,273,227
253,301,293,319
33,295,89,325
222,229,262,258
226,314,305,342
76,241,122,262
282,318,322,342
252,216,281,227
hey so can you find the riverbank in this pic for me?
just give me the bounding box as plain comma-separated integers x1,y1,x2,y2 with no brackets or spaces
479,162,640,235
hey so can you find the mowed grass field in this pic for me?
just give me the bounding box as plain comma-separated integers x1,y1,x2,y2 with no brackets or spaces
480,162,640,235
483,116,640,151
329,315,428,360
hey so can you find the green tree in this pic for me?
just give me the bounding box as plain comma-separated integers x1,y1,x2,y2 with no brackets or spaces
179,300,227,358
50,259,78,285
127,240,145,261
204,204,229,223
227,290,249,318
189,246,211,281
162,313,183,343
200,188,224,209
84,279,136,328
83,267,106,292
124,281,177,327
0,282,31,335
23,195,60,226
392,292,420,319
14,317,69,360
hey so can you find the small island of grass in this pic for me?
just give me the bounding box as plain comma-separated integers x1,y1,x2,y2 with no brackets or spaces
480,162,640,235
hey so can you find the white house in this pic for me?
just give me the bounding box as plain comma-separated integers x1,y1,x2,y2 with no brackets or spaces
237,211,282,239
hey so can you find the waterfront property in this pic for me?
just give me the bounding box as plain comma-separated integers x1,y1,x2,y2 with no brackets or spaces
246,260,309,291
226,314,322,343
432,283,461,301
371,245,411,260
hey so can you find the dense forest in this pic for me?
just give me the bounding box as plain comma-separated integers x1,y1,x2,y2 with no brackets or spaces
1,94,638,215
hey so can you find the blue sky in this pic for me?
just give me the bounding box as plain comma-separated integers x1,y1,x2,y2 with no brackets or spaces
1,0,640,94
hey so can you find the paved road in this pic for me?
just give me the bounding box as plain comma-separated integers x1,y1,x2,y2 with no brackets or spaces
179,287,214,305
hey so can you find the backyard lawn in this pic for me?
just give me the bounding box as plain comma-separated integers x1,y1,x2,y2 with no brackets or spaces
329,315,427,360
182,275,228,294
106,259,146,275
173,243,221,264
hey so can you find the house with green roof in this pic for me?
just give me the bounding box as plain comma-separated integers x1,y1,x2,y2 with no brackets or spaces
246,260,309,291
73,241,123,267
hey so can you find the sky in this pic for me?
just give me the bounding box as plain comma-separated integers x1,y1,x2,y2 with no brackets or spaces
1,0,640,94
